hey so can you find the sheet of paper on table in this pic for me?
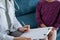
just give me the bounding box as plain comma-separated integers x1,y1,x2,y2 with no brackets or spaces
21,27,53,40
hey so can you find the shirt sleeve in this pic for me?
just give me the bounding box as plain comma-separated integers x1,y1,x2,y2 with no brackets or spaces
9,0,23,31
0,33,14,40
13,14,23,30
36,2,43,26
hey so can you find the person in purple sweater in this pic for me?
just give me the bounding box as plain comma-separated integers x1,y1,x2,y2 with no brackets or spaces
36,0,60,40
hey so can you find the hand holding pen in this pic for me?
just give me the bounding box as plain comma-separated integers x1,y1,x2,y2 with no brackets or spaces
18,21,30,32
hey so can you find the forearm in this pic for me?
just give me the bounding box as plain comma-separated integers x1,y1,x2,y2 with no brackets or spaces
14,37,25,40
53,14,60,28
36,18,43,26
14,37,31,40
36,2,43,26
14,37,19,40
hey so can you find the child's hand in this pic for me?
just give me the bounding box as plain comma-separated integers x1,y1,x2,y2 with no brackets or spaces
40,24,47,28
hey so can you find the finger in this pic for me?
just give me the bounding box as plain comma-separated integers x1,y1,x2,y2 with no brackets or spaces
26,38,31,40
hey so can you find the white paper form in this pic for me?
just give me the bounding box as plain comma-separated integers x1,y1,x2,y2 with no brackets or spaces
21,27,53,40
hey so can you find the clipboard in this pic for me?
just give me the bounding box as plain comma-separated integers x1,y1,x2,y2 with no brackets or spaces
21,27,53,40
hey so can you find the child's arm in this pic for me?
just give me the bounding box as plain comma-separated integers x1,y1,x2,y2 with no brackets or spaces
36,2,44,27
53,10,60,28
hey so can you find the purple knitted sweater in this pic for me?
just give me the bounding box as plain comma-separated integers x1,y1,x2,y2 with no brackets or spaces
36,1,60,28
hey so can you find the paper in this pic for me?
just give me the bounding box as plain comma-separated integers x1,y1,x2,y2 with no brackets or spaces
21,27,53,39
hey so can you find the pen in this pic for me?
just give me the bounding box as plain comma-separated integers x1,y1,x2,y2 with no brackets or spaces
21,21,25,26
21,20,30,31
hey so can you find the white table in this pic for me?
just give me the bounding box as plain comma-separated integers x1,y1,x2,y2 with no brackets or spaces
21,27,53,40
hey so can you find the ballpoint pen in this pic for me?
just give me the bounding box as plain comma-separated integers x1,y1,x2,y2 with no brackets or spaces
21,20,30,31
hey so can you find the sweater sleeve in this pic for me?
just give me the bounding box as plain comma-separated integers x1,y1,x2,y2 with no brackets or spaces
53,10,60,28
36,2,43,26
53,4,60,28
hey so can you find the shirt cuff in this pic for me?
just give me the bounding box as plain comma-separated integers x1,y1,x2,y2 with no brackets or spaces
53,24,60,28
14,24,22,30
37,21,43,27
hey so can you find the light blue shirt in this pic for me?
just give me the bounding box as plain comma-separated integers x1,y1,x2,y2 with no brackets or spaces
0,0,22,40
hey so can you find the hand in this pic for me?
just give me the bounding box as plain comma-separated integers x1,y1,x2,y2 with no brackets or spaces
18,25,30,32
14,37,31,40
48,27,56,38
40,24,47,28
24,25,30,32
51,27,57,30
